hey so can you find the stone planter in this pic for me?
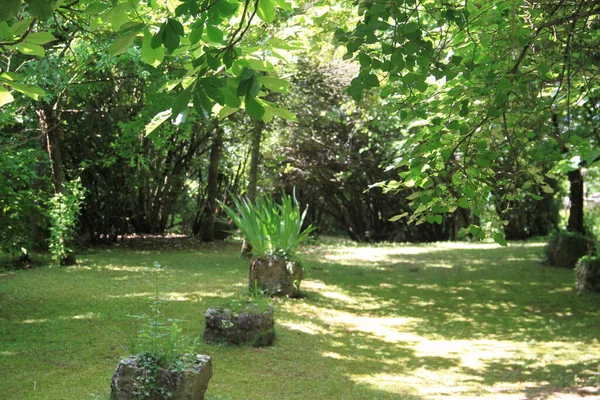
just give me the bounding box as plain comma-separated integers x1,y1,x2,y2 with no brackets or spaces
110,354,212,400
546,231,592,269
249,257,302,297
204,305,275,347
576,256,600,294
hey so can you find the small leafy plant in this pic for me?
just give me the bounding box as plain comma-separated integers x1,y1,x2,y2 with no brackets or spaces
47,178,86,265
218,190,315,260
125,262,198,398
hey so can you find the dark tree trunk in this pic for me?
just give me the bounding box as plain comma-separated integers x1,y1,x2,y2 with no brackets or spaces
31,133,50,251
37,103,65,194
201,123,223,242
37,102,76,264
567,168,585,234
247,120,264,203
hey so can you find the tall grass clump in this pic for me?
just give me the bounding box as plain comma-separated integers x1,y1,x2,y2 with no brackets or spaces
219,190,314,259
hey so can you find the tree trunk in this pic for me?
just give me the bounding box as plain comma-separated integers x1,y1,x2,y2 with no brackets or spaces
201,122,223,242
567,168,585,234
30,129,51,252
37,103,65,194
247,120,264,203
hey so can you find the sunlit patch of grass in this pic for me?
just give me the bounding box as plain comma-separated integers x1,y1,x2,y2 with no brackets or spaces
1,239,599,399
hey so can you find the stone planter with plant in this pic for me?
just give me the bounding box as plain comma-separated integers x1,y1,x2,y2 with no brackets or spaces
111,262,213,399
219,191,314,297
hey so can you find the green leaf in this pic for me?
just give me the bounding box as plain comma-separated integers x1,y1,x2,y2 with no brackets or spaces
23,31,56,45
537,61,550,76
25,0,53,21
109,32,138,56
172,86,192,117
389,212,408,222
493,233,507,247
403,41,420,55
201,80,226,105
11,18,32,36
221,86,241,108
141,29,164,66
84,3,109,15
151,24,165,49
145,109,172,136
414,81,428,93
347,78,363,101
189,25,203,44
257,0,276,23
258,76,289,93
163,19,183,52
15,43,45,57
0,86,14,107
206,54,220,70
404,22,419,33
193,88,213,118
167,18,184,36
245,97,265,120
0,21,11,39
274,0,292,11
433,215,443,225
270,105,295,121
206,25,223,43
363,74,379,88
458,197,469,209
6,81,45,100
0,0,21,21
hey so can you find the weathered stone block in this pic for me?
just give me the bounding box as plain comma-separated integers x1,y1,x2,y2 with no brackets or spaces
576,256,600,294
204,306,274,347
546,231,592,269
110,354,212,400
249,258,302,297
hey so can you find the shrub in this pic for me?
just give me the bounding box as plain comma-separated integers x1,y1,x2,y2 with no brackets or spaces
219,191,315,259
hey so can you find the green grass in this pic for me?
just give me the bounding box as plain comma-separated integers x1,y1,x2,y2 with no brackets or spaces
1,239,599,399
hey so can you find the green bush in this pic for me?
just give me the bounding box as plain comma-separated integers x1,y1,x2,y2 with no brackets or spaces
219,191,315,259
47,179,86,265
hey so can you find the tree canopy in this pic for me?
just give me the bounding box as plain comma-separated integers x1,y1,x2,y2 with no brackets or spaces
0,0,599,260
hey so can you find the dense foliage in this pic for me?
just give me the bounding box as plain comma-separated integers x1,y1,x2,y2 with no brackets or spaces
0,0,599,260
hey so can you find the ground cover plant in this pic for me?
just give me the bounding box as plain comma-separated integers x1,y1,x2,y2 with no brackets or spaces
0,238,599,399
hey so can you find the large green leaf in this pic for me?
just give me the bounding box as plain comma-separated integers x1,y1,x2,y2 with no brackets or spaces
141,29,164,66
245,97,265,120
5,81,46,100
205,25,223,43
25,0,54,21
257,0,276,23
162,19,183,52
0,21,11,39
23,31,56,45
14,43,45,57
108,31,139,56
258,76,289,93
0,0,20,21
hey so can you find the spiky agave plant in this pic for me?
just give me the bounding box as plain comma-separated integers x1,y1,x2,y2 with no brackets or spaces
219,190,314,259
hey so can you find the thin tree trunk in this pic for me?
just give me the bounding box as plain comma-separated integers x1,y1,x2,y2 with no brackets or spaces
567,168,585,234
201,122,223,242
37,103,65,194
247,120,264,203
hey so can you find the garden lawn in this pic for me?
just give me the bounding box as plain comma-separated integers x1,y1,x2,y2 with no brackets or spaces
0,239,599,399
